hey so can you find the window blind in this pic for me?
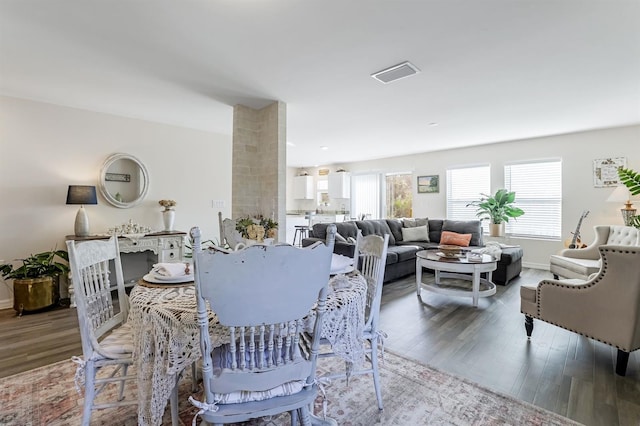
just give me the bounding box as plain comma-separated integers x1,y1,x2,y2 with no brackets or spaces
446,165,490,221
505,160,562,239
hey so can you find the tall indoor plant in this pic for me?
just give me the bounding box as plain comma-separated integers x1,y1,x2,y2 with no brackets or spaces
1,249,69,314
467,189,525,236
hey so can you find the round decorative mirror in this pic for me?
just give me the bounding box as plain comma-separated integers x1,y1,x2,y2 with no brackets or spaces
99,153,149,208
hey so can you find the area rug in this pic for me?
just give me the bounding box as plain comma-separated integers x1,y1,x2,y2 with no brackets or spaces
0,351,581,426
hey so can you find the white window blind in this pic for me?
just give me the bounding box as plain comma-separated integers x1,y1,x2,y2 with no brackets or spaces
351,173,381,220
505,160,562,239
446,165,490,221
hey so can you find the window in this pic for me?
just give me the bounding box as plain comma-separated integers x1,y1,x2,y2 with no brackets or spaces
385,172,412,218
316,177,329,206
351,173,381,219
505,160,562,239
446,165,490,221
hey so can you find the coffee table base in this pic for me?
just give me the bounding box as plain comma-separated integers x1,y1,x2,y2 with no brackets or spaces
416,253,497,307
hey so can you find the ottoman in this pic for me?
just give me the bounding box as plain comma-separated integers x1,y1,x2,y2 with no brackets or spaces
493,246,523,285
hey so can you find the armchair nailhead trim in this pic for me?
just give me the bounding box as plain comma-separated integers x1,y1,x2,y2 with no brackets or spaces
533,246,640,353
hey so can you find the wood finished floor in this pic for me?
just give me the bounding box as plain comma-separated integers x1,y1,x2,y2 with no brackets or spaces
1,268,639,425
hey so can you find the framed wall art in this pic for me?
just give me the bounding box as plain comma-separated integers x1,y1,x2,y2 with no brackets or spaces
593,157,626,187
417,175,439,193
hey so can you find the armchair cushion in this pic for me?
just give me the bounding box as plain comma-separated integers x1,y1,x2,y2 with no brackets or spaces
549,255,600,280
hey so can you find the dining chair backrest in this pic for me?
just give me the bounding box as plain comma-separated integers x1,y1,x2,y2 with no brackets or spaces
191,225,335,400
354,233,390,333
217,211,245,250
66,236,128,359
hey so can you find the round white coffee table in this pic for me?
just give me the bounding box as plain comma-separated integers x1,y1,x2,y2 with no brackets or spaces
415,250,497,307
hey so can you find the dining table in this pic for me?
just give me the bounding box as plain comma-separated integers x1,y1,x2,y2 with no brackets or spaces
127,270,367,426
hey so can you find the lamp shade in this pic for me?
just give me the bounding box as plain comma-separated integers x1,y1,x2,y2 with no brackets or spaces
606,185,632,203
66,185,98,205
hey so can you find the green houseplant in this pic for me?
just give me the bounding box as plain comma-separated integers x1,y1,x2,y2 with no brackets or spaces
1,249,69,314
617,167,640,228
467,188,525,236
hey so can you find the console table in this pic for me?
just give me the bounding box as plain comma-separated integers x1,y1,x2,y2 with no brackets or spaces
65,231,187,307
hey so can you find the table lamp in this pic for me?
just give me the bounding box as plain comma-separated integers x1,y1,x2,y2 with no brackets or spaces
607,185,637,226
66,185,98,237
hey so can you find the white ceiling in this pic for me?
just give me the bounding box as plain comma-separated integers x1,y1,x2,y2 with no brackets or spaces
1,1,639,167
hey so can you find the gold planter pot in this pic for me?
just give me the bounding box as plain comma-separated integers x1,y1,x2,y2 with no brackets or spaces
489,223,505,237
13,276,58,315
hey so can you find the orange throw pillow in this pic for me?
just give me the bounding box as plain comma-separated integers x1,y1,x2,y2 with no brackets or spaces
440,231,472,247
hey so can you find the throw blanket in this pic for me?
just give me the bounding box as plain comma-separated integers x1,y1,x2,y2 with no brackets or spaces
474,241,502,260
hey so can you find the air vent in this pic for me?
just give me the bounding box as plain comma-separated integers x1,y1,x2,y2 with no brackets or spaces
371,61,420,84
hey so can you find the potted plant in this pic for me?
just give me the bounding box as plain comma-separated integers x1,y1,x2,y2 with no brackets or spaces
467,189,525,236
1,249,69,315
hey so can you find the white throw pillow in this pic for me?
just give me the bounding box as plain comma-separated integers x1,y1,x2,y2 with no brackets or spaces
401,225,429,242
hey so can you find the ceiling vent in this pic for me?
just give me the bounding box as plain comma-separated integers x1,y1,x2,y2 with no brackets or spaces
371,61,420,84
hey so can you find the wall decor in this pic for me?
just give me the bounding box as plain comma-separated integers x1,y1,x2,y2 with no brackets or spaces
105,172,131,182
417,175,439,193
593,157,626,187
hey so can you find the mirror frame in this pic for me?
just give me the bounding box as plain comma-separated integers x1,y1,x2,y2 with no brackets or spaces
99,153,149,208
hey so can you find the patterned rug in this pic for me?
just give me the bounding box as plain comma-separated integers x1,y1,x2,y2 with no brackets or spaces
0,351,581,425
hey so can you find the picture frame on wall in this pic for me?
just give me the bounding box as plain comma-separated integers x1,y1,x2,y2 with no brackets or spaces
593,157,626,187
417,175,439,193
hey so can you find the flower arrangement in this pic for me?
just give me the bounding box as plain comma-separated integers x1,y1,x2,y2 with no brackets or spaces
235,216,278,242
159,199,176,211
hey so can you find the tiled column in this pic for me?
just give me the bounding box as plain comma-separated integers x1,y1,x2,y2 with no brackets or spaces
232,102,286,242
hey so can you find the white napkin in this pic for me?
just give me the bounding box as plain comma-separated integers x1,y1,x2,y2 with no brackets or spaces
151,262,192,278
330,254,354,274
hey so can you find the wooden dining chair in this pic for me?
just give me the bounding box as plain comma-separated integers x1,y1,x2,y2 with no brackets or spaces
66,237,180,426
318,232,390,410
189,225,335,425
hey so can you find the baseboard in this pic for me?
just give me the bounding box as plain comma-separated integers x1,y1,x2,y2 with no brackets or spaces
523,261,549,271
0,298,12,310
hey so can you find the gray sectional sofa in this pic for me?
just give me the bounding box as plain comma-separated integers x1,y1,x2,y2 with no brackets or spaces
303,218,509,283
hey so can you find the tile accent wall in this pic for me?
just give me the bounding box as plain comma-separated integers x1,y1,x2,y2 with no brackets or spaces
232,102,286,241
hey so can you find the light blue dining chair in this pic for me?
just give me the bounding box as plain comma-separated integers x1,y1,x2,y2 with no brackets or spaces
189,225,336,425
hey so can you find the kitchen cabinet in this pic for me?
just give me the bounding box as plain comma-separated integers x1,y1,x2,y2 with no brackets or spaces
310,214,346,226
293,175,314,199
328,172,351,198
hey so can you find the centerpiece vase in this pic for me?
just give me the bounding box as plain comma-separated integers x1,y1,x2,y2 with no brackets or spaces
162,209,175,231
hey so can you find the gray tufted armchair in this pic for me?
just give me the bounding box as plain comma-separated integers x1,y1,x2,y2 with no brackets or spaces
522,245,640,376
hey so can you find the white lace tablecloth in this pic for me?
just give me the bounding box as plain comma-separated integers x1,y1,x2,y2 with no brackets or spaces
127,272,367,426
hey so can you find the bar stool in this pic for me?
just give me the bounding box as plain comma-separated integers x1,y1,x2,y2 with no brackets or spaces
293,225,310,246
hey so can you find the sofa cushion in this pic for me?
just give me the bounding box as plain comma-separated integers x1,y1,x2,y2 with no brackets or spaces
385,219,404,243
401,225,430,242
442,220,483,246
385,250,399,264
388,245,421,262
312,221,359,240
402,218,428,228
500,247,524,263
440,230,472,247
428,219,444,243
355,220,396,245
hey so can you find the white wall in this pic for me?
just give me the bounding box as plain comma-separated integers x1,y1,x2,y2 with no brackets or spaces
0,96,233,308
288,125,639,269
